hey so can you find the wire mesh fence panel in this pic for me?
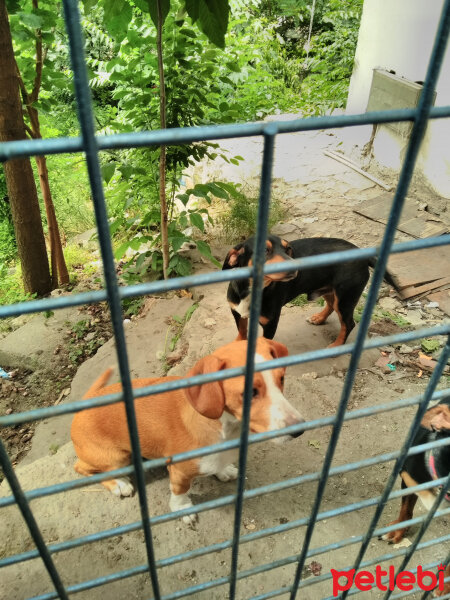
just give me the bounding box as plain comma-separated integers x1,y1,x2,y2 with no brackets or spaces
0,0,449,599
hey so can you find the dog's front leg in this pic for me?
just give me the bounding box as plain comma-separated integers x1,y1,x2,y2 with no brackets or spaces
168,465,197,525
215,463,238,482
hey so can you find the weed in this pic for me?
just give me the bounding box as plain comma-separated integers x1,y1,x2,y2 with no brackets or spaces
167,304,198,352
49,443,60,455
71,320,89,340
161,304,199,371
219,188,286,242
289,294,308,307
354,305,410,327
122,297,145,318
64,244,99,283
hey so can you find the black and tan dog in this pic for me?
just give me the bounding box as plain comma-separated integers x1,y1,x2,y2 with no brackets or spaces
381,398,450,596
223,234,398,347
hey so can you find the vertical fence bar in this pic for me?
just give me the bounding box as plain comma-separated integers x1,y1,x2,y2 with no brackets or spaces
420,550,450,600
60,1,161,598
383,470,450,600
0,441,68,600
342,336,450,600
337,0,450,592
228,123,278,599
288,2,450,597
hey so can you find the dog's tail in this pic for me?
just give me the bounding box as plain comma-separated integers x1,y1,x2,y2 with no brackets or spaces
83,368,114,399
368,257,398,290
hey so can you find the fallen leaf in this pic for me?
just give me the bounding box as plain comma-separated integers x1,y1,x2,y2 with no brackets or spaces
393,538,412,549
308,439,321,450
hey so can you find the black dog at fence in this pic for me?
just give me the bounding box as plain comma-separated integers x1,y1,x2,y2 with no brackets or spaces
222,234,398,347
381,398,450,597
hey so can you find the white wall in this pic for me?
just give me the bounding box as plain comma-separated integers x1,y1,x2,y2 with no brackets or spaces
346,0,450,198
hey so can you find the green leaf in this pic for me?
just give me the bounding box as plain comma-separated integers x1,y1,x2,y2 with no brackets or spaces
176,193,190,206
82,0,97,11
101,163,116,184
206,182,229,200
179,28,196,38
421,339,441,353
184,0,229,48
18,11,44,28
114,240,131,260
130,237,146,251
170,236,188,252
195,240,220,267
135,253,148,270
189,212,205,232
6,0,20,14
226,61,240,73
148,0,170,28
102,0,132,41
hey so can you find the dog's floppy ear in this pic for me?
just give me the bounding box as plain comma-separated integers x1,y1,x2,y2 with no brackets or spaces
184,356,226,419
281,239,294,258
222,244,245,270
430,406,450,431
267,339,289,359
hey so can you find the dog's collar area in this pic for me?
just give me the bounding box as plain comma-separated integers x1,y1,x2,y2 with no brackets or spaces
425,446,450,502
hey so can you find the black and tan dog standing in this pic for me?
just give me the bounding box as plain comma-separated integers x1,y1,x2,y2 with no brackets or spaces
223,234,398,347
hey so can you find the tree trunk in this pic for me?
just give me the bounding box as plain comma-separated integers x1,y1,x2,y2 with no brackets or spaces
0,0,51,296
14,0,69,288
157,0,169,279
35,154,69,286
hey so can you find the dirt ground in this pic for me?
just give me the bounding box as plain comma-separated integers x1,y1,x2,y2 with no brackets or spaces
0,124,449,600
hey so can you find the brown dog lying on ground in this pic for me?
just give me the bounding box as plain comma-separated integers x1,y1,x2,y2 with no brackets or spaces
381,398,450,596
71,338,305,524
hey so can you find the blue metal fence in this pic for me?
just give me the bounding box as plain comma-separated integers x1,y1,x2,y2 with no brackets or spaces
0,0,450,598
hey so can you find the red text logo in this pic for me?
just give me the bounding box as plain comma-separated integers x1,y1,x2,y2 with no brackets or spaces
331,564,447,596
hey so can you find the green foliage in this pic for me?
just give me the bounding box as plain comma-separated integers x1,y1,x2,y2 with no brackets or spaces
89,0,230,48
255,0,363,115
122,297,145,318
0,263,34,306
289,294,308,307
299,0,363,115
0,182,16,265
220,187,286,241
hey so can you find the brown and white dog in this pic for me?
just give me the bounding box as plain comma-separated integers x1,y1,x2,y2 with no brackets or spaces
71,337,305,524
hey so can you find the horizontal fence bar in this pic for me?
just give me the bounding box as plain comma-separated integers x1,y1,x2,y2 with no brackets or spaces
1,233,450,320
2,475,447,572
251,549,450,600
150,535,450,600
1,382,448,509
1,323,449,428
1,105,450,163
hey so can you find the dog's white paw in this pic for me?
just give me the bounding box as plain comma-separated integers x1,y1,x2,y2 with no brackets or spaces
111,477,134,497
170,491,198,525
216,464,238,482
182,512,198,526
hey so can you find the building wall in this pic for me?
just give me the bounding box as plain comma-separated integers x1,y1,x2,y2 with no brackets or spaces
346,0,450,198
